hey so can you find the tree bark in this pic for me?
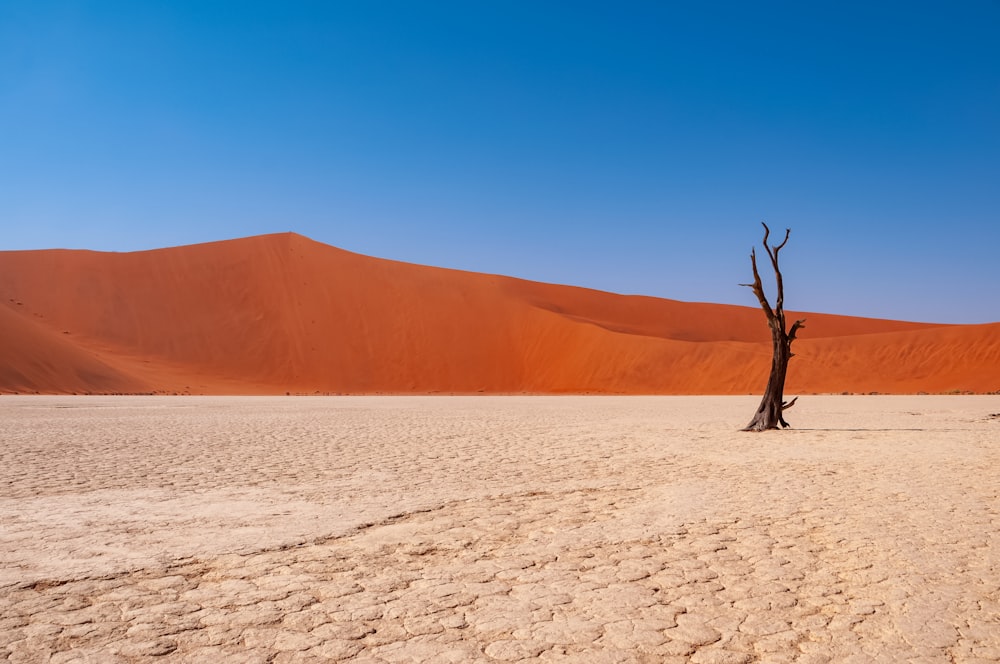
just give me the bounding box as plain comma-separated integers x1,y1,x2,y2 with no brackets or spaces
741,223,805,431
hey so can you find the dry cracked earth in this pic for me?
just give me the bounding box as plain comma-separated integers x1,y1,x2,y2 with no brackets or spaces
1,395,999,663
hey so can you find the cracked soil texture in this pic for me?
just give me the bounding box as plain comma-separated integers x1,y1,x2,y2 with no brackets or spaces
2,395,999,663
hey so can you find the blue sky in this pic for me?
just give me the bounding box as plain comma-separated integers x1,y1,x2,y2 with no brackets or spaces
2,1,998,324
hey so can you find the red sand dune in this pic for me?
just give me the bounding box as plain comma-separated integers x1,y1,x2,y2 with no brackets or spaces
1,232,997,395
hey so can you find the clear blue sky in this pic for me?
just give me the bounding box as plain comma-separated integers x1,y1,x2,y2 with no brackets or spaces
3,1,998,324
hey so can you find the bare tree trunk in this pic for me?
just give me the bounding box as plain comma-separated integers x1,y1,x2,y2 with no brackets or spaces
742,223,805,431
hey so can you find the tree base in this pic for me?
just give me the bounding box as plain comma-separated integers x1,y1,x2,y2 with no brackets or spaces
742,396,797,431
742,417,790,432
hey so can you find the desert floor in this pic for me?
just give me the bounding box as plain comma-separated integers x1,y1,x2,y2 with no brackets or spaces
2,395,999,663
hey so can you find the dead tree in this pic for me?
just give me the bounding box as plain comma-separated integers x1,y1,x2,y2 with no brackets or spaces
741,223,805,431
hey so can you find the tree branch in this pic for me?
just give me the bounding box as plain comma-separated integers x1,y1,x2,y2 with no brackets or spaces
788,319,806,343
772,240,785,311
759,223,791,328
773,227,790,252
741,247,775,321
758,225,779,326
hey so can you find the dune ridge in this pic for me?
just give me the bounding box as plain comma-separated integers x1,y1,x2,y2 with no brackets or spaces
1,232,996,395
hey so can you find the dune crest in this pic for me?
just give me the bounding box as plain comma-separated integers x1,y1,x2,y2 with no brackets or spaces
1,232,996,394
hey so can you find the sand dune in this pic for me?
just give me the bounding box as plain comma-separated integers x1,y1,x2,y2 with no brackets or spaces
1,232,996,394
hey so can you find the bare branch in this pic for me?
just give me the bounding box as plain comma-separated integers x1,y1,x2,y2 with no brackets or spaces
781,396,798,411
788,319,806,343
761,223,779,272
762,224,790,320
773,227,791,252
744,248,775,321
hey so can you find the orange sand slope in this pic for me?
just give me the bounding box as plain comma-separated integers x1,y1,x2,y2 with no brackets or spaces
1,232,997,394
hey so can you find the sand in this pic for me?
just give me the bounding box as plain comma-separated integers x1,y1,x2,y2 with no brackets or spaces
3,233,998,395
2,394,999,662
